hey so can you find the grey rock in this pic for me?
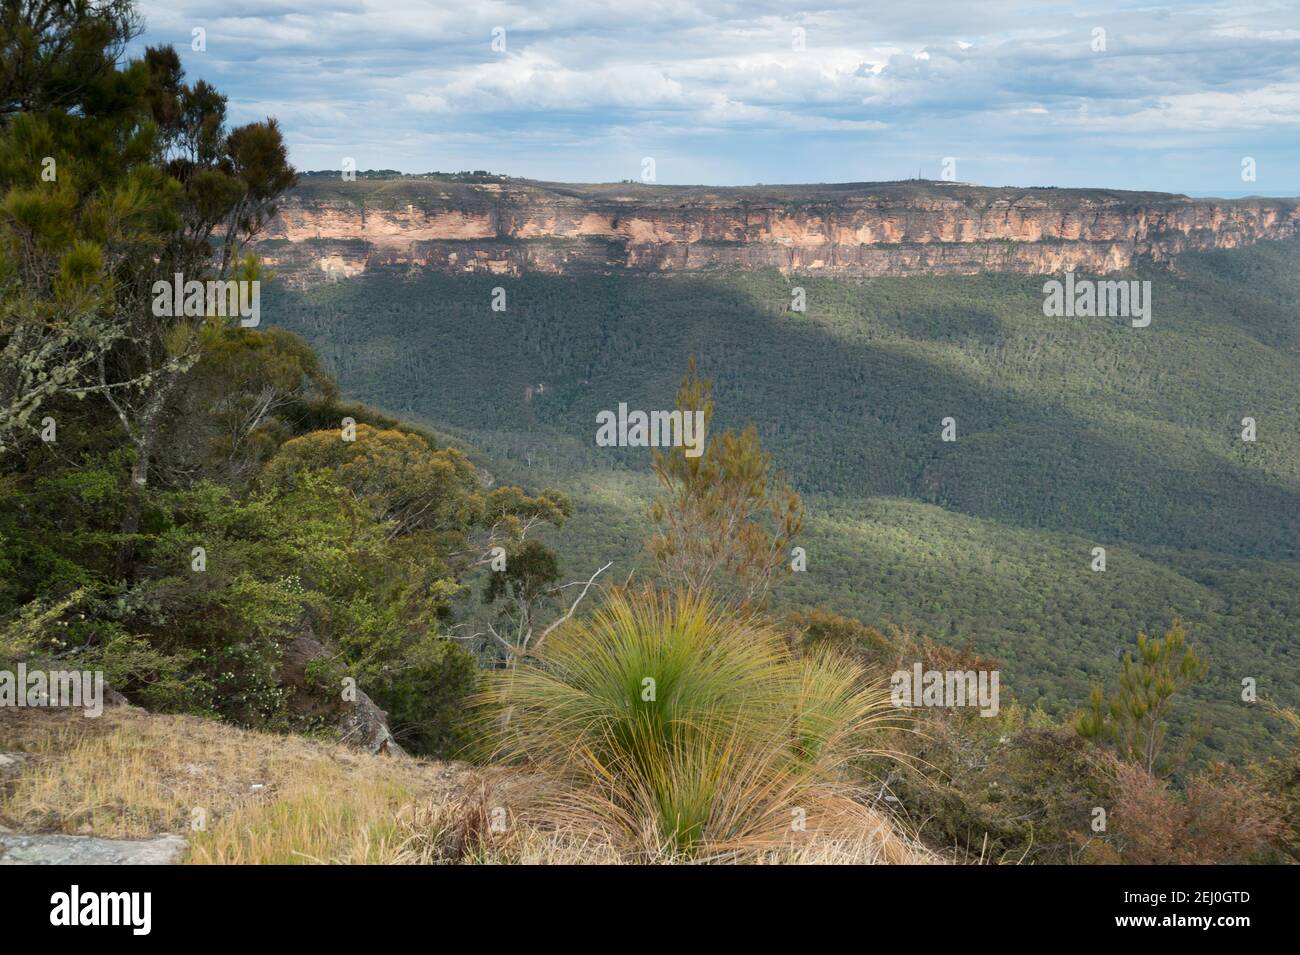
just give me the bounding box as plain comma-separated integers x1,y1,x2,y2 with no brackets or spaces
279,629,407,757
0,833,188,865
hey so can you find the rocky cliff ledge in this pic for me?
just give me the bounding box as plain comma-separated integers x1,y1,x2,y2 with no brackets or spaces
257,175,1300,287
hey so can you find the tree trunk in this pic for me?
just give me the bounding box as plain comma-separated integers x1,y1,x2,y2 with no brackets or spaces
113,385,168,581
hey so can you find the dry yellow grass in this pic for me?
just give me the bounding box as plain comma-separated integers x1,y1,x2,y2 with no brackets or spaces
0,706,934,864
0,706,485,863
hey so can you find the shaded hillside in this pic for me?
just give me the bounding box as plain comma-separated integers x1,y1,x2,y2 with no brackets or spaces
264,236,1300,761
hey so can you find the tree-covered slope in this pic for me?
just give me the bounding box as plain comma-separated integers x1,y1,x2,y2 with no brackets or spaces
264,238,1300,760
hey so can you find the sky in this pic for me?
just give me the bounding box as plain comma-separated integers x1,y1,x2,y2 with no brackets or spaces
133,1,1300,194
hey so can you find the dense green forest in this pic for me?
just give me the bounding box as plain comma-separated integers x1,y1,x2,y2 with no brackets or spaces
265,242,1300,761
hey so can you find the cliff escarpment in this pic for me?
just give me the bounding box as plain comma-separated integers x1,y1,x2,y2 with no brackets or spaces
257,176,1300,287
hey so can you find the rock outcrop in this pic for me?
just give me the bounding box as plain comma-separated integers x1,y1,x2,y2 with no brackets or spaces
257,175,1300,287
278,630,406,757
0,833,188,865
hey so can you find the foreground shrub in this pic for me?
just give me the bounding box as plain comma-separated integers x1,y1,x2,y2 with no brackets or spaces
1093,757,1287,864
481,588,908,861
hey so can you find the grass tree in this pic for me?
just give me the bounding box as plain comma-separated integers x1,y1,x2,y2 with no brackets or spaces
481,587,907,861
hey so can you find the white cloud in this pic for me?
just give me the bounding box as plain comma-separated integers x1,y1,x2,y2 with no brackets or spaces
135,0,1300,189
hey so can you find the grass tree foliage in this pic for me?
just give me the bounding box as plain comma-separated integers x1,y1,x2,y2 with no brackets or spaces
482,587,904,861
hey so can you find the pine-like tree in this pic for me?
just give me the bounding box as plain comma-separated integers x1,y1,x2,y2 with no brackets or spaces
647,358,804,606
1076,618,1208,774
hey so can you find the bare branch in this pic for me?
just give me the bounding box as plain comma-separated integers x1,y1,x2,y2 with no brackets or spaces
535,561,613,651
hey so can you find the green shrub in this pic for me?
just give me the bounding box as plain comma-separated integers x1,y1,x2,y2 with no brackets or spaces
366,634,481,758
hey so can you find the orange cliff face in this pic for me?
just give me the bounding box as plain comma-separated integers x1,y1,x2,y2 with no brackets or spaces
254,176,1300,287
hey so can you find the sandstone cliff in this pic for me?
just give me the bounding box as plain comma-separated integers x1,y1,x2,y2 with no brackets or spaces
257,175,1300,287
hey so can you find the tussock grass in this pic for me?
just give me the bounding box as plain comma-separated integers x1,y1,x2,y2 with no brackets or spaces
481,588,928,862
189,773,483,864
0,707,481,862
0,708,629,863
